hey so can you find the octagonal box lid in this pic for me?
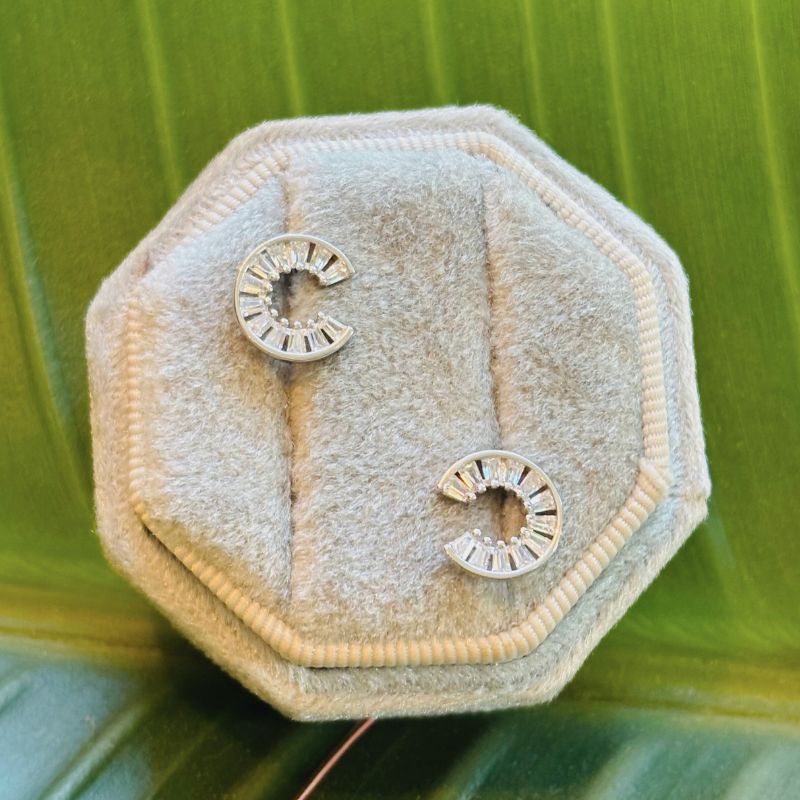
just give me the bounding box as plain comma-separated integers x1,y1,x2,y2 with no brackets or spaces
86,106,709,720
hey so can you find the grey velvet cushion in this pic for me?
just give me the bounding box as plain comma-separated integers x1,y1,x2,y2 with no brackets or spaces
86,106,709,720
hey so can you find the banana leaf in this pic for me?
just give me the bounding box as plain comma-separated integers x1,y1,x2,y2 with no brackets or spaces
1,1,798,797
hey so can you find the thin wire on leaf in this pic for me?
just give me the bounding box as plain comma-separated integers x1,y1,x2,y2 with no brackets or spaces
294,717,376,800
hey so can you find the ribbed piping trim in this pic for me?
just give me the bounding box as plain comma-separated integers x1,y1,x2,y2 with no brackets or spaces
125,129,671,668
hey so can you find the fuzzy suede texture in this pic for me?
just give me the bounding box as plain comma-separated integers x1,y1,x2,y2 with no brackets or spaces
86,106,710,720
132,177,293,610
283,148,503,640
127,146,643,643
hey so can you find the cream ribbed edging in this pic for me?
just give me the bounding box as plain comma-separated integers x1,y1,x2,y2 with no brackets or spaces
125,130,672,668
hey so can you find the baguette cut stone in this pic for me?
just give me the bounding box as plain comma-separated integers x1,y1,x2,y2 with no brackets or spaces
438,450,562,579
234,234,355,362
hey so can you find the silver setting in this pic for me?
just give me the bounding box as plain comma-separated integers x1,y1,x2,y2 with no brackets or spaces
234,234,354,362
438,450,563,579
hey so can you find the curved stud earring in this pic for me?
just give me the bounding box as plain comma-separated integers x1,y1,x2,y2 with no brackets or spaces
234,234,354,362
438,450,563,579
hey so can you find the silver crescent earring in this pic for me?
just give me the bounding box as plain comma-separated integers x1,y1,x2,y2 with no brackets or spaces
234,234,354,362
438,450,563,579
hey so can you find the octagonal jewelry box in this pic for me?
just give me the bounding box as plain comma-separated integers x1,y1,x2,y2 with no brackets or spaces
86,105,710,720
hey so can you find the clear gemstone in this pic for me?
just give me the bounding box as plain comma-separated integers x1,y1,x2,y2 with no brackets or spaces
442,478,469,503
240,296,265,316
318,254,353,286
495,458,508,484
509,541,533,569
291,240,310,266
463,460,484,489
306,326,325,351
271,241,295,271
449,532,477,560
526,515,556,536
505,460,524,486
467,541,490,569
288,327,306,353
310,246,333,272
318,316,346,342
493,544,511,573
521,531,550,557
239,279,262,297
529,491,556,514
456,469,477,493
521,470,544,495
264,326,286,349
255,254,280,280
249,314,270,338
481,458,497,482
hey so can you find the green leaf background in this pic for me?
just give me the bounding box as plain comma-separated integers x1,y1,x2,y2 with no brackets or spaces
1,1,799,797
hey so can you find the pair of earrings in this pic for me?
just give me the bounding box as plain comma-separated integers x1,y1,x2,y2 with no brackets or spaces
234,234,562,579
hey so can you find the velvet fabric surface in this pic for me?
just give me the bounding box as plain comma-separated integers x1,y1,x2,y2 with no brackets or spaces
86,106,709,719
